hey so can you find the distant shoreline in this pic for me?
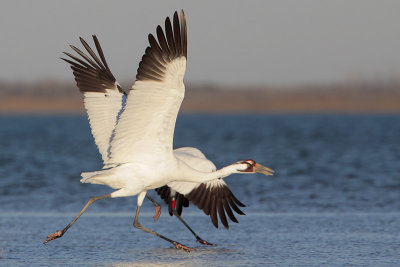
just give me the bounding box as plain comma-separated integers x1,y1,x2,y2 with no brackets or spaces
1,82,400,114
1,94,400,114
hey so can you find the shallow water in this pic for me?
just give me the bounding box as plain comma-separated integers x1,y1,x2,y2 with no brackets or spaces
0,114,399,266
1,212,400,266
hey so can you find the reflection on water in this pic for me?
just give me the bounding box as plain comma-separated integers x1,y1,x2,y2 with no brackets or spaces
109,247,236,267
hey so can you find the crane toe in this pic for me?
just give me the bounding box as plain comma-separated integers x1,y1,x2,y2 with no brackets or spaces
174,242,195,252
197,238,216,246
43,230,64,244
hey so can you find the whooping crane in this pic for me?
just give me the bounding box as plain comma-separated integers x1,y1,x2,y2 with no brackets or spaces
43,10,274,252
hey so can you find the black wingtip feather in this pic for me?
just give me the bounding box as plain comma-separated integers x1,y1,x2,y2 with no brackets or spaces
185,182,246,229
216,188,229,229
228,198,246,216
165,17,176,57
232,194,246,207
173,11,182,56
210,195,218,228
223,199,238,223
136,10,187,82
62,36,120,93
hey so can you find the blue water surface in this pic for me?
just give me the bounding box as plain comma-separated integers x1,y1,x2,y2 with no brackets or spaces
0,114,399,266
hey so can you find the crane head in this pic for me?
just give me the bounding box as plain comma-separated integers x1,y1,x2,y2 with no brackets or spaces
238,159,274,175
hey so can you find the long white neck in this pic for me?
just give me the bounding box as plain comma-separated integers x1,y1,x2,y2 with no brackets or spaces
178,162,241,183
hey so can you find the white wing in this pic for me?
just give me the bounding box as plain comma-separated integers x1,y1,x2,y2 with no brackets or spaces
83,90,123,162
107,11,187,164
62,36,125,163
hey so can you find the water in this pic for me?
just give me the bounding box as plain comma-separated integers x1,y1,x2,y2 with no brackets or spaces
0,114,399,266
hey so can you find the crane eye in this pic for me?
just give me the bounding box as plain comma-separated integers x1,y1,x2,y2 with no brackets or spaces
240,160,254,172
242,159,255,166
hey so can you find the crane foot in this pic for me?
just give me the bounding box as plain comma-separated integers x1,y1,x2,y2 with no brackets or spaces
43,230,64,244
197,238,216,246
174,242,195,252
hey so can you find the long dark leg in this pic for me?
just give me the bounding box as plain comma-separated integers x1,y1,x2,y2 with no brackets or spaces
171,209,216,246
146,195,161,221
133,204,195,252
43,194,111,244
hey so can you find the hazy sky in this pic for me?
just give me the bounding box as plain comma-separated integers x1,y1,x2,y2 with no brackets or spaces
1,0,399,86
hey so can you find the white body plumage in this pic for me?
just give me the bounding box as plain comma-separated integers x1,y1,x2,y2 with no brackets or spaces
44,11,274,248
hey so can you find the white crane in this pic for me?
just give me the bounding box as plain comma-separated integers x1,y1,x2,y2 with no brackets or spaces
43,10,274,252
